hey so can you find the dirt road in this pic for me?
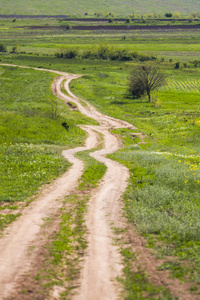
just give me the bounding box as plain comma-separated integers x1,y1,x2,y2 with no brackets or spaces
0,64,134,299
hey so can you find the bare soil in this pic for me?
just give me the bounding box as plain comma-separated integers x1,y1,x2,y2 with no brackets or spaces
15,24,200,31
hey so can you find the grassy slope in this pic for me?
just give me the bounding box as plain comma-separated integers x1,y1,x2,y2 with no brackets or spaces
0,0,198,16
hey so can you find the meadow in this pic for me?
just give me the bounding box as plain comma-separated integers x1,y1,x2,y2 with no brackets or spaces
0,17,200,298
68,58,200,296
0,65,96,231
0,0,199,17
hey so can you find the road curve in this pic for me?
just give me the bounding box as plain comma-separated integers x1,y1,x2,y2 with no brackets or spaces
0,64,134,299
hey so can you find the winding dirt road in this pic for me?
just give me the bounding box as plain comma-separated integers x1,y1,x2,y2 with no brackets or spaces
0,64,134,299
0,64,197,300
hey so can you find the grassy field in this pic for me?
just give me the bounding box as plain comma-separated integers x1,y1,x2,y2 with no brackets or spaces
0,65,96,231
1,15,200,298
69,60,200,296
0,0,199,17
0,18,200,64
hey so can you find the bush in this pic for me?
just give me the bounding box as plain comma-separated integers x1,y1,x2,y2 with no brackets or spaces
0,43,7,52
66,24,71,30
11,45,20,53
165,13,172,18
175,62,180,69
126,17,131,24
97,44,111,59
193,60,199,67
64,49,79,59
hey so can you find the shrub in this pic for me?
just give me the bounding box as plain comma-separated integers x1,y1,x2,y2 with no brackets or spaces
66,24,71,30
126,17,131,24
193,60,199,67
11,45,20,53
64,49,79,59
165,13,172,18
188,16,194,23
175,62,180,69
0,43,7,52
174,12,181,18
97,44,111,59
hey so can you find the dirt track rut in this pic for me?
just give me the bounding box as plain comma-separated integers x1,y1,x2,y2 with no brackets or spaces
0,64,134,299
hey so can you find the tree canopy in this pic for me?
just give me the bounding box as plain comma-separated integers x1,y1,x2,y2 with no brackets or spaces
127,64,166,102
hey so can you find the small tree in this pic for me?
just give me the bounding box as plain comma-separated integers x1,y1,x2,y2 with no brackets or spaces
125,17,131,23
165,13,172,18
127,64,166,102
174,12,181,18
0,43,7,52
175,62,180,69
47,97,61,120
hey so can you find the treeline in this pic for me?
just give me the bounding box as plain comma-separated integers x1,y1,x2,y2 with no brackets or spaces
55,45,157,62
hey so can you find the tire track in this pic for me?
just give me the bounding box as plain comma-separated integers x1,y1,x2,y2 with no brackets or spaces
0,64,134,299
0,64,196,300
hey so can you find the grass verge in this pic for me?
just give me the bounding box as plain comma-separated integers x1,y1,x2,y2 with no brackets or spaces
0,65,96,231
15,146,107,299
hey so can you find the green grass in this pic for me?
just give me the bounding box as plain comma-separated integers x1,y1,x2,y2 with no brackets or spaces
77,150,107,190
67,59,200,294
0,17,200,63
112,148,200,286
0,64,96,230
0,0,199,16
119,248,176,299
16,146,107,298
0,20,200,296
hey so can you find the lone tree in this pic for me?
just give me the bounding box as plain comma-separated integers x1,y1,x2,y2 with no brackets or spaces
127,64,166,102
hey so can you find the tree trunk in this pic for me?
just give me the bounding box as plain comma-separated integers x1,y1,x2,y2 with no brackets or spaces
147,91,151,102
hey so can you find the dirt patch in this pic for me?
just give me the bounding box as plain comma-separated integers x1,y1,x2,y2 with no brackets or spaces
14,24,200,31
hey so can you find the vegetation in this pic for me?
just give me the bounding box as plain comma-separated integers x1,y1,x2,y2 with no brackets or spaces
127,64,166,102
0,0,199,16
0,43,7,52
165,13,173,18
0,12,200,299
16,147,107,298
0,66,96,231
68,57,200,296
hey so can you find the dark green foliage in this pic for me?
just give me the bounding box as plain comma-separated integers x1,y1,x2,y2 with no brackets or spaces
175,62,180,69
165,13,173,17
66,24,71,30
0,43,7,52
127,64,166,102
193,60,199,67
54,45,157,62
126,17,131,24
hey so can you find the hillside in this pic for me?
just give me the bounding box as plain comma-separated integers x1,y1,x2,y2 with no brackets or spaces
0,0,199,17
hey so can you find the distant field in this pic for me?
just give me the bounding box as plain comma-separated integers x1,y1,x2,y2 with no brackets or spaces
0,0,199,17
